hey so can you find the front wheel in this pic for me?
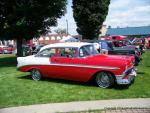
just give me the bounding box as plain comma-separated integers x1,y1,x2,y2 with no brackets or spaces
31,69,42,81
95,72,114,88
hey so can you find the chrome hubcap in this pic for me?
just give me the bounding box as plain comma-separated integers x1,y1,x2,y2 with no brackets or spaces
96,72,110,88
32,69,41,81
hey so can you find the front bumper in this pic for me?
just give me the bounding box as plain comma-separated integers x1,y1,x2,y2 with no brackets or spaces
116,68,136,85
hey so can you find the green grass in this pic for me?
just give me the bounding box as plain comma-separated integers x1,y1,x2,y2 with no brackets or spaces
0,50,150,108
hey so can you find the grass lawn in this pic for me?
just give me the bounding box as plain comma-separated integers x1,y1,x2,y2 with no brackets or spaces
0,50,150,108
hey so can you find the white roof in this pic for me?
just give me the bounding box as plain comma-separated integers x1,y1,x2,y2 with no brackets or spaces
0,45,8,48
40,42,92,51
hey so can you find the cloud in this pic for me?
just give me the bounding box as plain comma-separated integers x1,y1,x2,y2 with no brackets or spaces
51,0,150,35
105,0,150,27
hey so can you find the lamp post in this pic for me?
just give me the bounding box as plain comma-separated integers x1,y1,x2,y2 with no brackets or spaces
66,19,68,35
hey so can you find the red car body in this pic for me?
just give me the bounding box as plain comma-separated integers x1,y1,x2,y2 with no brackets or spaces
145,37,150,49
17,42,136,88
0,46,15,54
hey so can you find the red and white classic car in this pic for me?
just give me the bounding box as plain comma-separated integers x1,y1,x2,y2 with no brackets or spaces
0,45,15,54
17,42,136,88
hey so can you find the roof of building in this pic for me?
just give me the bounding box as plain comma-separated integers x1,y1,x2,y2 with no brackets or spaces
106,26,150,36
40,42,92,51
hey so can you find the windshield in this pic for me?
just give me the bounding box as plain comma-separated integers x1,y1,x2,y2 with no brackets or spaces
79,45,99,57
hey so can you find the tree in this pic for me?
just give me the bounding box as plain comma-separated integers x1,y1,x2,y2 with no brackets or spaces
72,0,110,40
0,0,67,56
54,28,67,34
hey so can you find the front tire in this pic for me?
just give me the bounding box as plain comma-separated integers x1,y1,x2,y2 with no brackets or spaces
95,72,114,88
31,69,42,81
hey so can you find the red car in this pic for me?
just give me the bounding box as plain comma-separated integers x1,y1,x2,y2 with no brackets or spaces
145,37,150,49
17,42,136,88
0,45,15,54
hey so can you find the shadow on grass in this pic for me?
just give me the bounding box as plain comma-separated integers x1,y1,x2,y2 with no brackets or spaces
18,75,131,90
18,75,96,87
0,56,17,68
137,71,145,75
113,84,130,90
145,66,150,67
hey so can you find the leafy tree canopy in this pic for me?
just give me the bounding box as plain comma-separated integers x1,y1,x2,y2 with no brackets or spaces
0,0,67,39
0,0,67,56
72,0,110,39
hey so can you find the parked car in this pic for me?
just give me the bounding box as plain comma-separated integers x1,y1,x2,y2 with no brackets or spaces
131,38,144,45
145,37,150,49
113,39,144,54
0,46,3,54
98,40,140,66
17,42,136,88
0,45,15,54
106,36,144,54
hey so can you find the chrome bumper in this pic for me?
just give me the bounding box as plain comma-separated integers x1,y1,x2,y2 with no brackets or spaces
116,68,136,85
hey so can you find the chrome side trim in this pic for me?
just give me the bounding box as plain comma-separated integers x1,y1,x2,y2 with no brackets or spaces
17,63,120,70
50,63,120,70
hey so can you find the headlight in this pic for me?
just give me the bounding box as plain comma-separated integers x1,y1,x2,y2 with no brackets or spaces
123,65,129,76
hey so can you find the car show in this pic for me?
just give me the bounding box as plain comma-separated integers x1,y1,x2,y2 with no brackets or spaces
0,0,150,112
0,34,149,88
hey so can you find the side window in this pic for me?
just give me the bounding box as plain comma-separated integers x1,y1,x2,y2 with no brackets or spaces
58,48,76,58
79,45,98,57
79,46,89,57
36,48,55,57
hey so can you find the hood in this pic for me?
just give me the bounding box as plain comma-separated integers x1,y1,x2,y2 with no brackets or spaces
85,54,133,70
108,54,135,64
87,54,129,65
114,47,135,51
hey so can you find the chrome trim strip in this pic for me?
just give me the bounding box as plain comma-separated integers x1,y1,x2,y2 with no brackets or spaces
17,63,120,70
116,75,124,77
50,63,120,70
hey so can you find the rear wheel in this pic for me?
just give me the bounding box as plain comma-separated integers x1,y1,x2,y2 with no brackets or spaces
95,72,114,88
31,69,42,81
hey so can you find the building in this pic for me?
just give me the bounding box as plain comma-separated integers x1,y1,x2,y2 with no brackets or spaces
37,34,80,45
106,26,150,37
38,34,68,45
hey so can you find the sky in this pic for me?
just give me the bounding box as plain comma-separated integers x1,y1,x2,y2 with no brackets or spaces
51,0,150,35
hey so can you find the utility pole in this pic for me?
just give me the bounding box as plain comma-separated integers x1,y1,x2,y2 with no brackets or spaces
66,19,68,35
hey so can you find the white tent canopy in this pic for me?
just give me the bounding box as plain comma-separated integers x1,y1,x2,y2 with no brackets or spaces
60,35,79,42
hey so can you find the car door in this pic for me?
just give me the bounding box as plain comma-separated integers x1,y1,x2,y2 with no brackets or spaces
50,47,79,80
34,48,57,78
50,47,92,81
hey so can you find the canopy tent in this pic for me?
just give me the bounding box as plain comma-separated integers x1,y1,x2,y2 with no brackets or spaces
60,35,79,42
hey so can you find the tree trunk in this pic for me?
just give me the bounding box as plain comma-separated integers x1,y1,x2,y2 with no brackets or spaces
16,38,23,57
